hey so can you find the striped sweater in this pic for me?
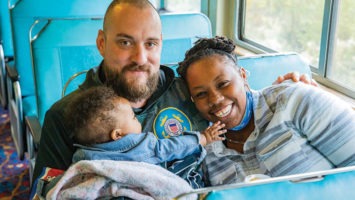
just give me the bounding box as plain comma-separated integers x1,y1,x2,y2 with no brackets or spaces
203,82,355,186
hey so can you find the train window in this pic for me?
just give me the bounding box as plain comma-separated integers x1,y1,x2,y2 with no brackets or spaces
243,0,323,66
328,0,355,93
236,0,355,98
153,0,201,12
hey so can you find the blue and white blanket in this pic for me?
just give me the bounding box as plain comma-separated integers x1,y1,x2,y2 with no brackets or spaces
46,160,196,200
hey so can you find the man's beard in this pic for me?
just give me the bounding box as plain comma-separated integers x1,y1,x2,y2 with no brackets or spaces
105,64,159,103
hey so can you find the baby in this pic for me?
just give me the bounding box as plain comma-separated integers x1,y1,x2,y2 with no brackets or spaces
65,86,226,188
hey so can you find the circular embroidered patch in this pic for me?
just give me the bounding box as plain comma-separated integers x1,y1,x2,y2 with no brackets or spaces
153,107,192,139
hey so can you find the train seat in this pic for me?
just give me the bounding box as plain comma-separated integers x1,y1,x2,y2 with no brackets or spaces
25,18,103,184
238,52,312,90
176,166,355,200
6,0,112,161
0,0,14,108
160,13,212,67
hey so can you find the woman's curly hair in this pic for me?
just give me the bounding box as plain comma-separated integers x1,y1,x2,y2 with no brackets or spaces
177,36,238,80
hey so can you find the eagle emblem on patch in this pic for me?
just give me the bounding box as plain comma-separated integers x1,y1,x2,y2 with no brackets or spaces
153,107,192,139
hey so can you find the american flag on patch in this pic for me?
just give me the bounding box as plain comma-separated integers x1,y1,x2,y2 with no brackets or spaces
168,122,179,133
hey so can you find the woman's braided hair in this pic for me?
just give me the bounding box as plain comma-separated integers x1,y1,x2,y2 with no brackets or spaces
177,36,238,80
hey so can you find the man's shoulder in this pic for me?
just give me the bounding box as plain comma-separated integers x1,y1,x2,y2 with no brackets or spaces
172,76,186,86
158,65,190,100
49,66,102,114
49,89,83,114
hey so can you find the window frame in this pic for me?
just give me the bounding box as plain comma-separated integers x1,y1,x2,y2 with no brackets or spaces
234,0,355,99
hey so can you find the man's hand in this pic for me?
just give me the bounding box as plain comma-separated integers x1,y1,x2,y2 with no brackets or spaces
200,121,226,146
273,72,318,86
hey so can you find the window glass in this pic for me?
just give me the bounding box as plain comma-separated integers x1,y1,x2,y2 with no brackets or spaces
328,0,355,89
164,0,201,12
244,0,324,67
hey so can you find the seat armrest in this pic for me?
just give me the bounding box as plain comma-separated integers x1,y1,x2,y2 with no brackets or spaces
5,56,14,63
6,63,19,82
25,116,42,146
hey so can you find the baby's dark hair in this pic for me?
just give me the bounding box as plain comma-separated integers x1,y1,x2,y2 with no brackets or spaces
65,86,121,146
177,36,238,80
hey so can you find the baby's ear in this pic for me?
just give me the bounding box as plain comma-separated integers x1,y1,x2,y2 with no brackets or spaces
111,129,123,140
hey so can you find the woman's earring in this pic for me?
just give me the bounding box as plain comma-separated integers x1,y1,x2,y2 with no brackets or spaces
245,69,250,78
240,67,251,90
239,67,250,78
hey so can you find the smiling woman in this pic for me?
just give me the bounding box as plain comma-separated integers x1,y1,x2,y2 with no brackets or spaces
177,36,355,186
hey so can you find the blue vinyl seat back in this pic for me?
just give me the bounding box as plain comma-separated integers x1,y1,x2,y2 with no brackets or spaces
203,167,355,200
7,0,110,160
160,13,212,74
238,53,312,90
0,0,14,57
0,0,14,108
9,0,111,97
31,19,102,125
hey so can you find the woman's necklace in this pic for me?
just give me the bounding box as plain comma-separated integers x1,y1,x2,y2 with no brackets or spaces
223,134,245,145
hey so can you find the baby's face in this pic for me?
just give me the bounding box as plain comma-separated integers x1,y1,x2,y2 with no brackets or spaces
114,97,142,135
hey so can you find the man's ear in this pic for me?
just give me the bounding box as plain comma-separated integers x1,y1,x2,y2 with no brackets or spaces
96,29,105,57
111,129,123,141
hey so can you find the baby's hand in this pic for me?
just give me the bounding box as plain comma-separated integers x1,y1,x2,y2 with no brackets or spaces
200,121,226,146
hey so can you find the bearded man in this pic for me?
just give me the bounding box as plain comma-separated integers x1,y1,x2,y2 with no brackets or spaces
33,0,208,185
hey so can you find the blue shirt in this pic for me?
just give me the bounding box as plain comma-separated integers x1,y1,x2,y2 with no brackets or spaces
204,82,355,186
72,131,207,189
72,131,206,165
